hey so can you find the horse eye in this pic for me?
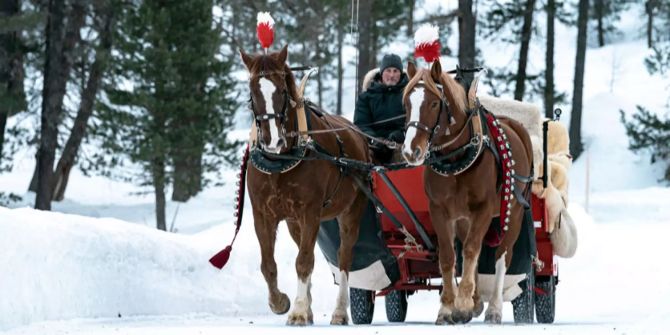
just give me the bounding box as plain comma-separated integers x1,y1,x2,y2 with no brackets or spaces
431,101,439,109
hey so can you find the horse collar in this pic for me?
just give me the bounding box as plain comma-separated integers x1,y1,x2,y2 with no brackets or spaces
428,107,487,177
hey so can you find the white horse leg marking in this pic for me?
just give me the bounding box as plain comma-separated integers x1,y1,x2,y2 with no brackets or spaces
331,270,350,324
485,251,507,323
259,78,282,153
403,87,425,165
288,274,312,324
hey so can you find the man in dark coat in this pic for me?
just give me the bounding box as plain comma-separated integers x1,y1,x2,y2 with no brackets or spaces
354,53,409,163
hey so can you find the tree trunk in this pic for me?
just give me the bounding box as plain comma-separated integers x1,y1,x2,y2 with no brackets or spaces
316,40,323,106
646,0,656,48
570,0,589,160
356,0,373,98
35,0,67,210
0,0,25,167
458,0,476,87
52,5,113,201
33,1,85,204
407,0,414,37
514,0,536,102
153,155,167,231
336,20,344,116
544,0,555,119
596,0,604,47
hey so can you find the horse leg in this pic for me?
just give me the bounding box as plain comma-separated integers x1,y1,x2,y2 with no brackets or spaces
253,209,290,315
330,191,367,325
431,205,458,325
485,206,525,324
453,210,490,323
286,219,301,246
286,212,320,326
456,220,484,318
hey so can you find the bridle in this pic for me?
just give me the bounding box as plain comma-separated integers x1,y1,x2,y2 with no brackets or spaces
404,80,454,146
248,70,293,148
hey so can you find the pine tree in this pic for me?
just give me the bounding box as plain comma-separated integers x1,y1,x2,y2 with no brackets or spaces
0,0,29,172
591,0,629,47
90,1,239,229
620,107,670,182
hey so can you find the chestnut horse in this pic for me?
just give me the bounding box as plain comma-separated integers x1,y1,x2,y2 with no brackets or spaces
401,61,533,324
239,45,370,326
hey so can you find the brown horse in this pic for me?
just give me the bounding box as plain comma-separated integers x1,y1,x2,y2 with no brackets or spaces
400,61,533,324
239,45,371,326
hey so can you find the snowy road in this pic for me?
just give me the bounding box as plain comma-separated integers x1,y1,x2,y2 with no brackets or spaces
4,202,669,335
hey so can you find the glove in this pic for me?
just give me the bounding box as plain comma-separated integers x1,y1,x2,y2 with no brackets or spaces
387,130,405,143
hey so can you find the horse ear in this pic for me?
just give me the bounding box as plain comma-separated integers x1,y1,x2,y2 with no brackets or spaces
430,60,442,81
239,49,253,71
275,44,289,64
407,61,417,78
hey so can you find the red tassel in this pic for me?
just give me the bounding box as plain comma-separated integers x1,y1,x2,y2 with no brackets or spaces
209,245,232,269
415,41,441,63
257,23,274,49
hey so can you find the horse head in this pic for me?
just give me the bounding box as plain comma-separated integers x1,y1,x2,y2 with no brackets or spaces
401,60,467,166
240,45,298,153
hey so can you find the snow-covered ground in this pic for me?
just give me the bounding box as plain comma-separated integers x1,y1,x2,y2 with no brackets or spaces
2,2,670,334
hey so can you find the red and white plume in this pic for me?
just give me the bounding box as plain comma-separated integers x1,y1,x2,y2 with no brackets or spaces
256,12,275,51
414,24,441,63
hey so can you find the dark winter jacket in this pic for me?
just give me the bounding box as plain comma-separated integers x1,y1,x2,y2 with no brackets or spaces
353,72,409,140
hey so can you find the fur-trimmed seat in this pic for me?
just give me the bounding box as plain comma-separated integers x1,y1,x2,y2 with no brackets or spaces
477,94,576,258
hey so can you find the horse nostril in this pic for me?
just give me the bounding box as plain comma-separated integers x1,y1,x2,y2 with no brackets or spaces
276,138,285,148
413,148,422,160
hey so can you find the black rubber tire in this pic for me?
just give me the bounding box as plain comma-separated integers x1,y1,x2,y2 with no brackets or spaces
535,276,556,323
512,269,535,324
385,290,408,322
350,288,375,324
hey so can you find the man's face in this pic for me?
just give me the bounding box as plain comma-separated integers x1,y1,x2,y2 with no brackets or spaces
382,67,401,86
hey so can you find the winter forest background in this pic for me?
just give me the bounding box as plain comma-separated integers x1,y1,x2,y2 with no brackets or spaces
2,0,670,333
1,0,669,228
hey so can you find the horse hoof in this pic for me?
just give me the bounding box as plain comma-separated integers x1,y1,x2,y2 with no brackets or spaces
435,313,455,325
484,311,502,324
287,312,313,326
452,310,473,324
473,300,484,318
270,293,291,315
330,312,349,325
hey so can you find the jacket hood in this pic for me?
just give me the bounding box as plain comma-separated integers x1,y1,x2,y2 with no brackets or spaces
361,68,409,93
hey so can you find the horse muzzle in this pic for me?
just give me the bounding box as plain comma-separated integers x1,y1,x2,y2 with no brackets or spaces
401,144,425,166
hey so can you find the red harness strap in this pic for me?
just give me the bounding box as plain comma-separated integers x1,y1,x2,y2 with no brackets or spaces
483,113,515,248
209,144,250,269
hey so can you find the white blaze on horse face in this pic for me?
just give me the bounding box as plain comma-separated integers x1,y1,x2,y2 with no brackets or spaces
403,87,425,164
259,78,282,152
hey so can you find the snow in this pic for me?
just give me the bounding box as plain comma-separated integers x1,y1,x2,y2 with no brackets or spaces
2,2,670,334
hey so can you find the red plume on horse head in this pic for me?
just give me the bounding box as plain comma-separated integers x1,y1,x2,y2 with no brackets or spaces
414,24,441,64
256,12,275,51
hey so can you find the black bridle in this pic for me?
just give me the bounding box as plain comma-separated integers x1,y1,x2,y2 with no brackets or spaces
248,70,292,148
404,82,453,144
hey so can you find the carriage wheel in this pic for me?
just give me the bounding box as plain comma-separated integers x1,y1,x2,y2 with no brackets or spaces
385,290,408,322
511,268,535,324
350,288,375,324
535,276,556,323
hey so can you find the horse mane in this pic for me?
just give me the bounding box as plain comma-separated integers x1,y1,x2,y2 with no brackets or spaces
402,68,467,115
439,72,466,114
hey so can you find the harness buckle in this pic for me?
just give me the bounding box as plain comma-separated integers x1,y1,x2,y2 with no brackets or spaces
470,135,480,146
